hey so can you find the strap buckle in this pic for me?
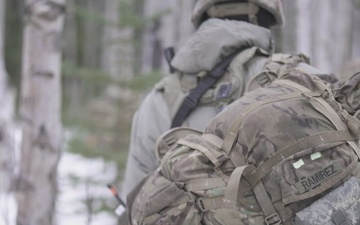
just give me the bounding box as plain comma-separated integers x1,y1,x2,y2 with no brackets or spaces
265,213,281,225
195,198,207,212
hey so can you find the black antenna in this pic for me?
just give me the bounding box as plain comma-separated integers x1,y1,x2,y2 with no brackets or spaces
107,184,126,207
163,47,176,73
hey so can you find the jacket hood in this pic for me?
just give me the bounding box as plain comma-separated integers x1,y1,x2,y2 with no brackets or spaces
171,18,273,74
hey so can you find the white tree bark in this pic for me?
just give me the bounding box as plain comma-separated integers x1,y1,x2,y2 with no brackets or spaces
296,0,354,74
0,0,16,193
332,0,353,73
16,0,66,224
309,0,333,73
352,7,360,59
296,0,312,56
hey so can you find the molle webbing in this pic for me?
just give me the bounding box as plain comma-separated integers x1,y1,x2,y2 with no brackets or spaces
221,78,360,224
246,53,310,93
246,130,355,187
276,79,360,159
223,165,281,224
221,91,321,156
171,50,242,128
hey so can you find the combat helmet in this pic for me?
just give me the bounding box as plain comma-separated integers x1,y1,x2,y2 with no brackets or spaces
192,0,284,28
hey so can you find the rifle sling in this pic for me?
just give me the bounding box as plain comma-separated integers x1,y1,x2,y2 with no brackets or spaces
171,50,241,128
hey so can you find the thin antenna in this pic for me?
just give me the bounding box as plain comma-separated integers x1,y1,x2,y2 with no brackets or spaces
107,184,126,207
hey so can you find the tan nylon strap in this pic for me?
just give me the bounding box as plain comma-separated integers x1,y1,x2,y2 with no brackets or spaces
202,133,224,149
168,194,192,207
177,138,225,168
177,138,230,182
348,141,360,159
246,130,354,187
253,181,281,224
228,149,246,167
184,177,226,192
352,162,360,179
246,54,309,93
223,165,255,209
276,79,360,159
196,196,224,211
304,91,360,160
274,78,328,95
221,91,320,156
341,110,360,137
203,132,245,167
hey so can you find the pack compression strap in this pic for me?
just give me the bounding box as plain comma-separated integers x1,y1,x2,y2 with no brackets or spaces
171,50,241,128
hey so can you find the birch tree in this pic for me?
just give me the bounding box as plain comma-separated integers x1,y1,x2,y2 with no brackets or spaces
353,5,360,59
16,0,66,224
295,0,354,74
102,0,134,80
332,0,353,73
0,0,16,195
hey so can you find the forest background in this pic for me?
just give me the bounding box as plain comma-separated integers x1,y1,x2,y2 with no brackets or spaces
1,0,360,225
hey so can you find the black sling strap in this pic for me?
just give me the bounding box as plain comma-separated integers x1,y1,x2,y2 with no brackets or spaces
171,50,241,128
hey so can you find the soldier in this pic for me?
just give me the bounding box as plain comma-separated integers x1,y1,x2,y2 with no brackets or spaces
121,0,334,199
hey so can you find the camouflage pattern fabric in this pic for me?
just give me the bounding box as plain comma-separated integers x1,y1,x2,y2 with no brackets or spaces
128,70,360,225
295,177,360,225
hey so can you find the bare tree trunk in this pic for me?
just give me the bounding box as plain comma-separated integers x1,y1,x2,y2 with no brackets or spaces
275,1,297,53
102,0,134,80
352,6,360,59
141,0,195,74
0,0,16,194
140,0,165,74
332,0,353,73
62,1,83,119
296,0,312,56
16,0,66,224
82,0,104,69
102,0,121,79
310,0,332,73
297,0,353,74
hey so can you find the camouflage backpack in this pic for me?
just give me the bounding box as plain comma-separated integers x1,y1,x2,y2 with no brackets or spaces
126,69,360,225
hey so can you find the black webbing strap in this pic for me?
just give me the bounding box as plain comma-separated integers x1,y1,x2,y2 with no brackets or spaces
171,50,241,128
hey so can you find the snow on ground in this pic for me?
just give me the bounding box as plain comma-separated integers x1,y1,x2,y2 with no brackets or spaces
1,126,120,225
57,152,119,225
1,152,120,225
0,123,20,225
0,193,17,225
